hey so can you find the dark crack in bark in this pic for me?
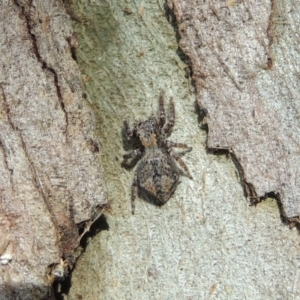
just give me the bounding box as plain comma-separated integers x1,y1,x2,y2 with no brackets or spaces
14,0,69,137
0,85,15,191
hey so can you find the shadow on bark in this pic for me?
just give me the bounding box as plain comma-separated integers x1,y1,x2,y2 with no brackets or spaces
0,284,55,300
53,215,109,299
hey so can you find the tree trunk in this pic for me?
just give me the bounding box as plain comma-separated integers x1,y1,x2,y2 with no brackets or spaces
168,0,300,219
0,1,106,299
66,0,300,299
2,0,300,299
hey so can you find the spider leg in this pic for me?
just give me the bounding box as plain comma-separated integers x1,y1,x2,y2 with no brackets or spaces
122,149,142,169
159,91,166,128
170,149,193,179
165,140,192,152
131,171,138,214
162,97,175,137
124,120,135,138
174,155,193,179
123,149,142,160
173,149,192,159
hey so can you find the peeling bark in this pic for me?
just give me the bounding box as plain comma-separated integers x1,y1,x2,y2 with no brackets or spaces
168,0,300,218
0,1,106,298
60,0,300,298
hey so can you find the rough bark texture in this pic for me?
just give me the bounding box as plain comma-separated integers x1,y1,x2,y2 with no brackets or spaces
0,1,106,299
168,0,300,219
65,0,300,299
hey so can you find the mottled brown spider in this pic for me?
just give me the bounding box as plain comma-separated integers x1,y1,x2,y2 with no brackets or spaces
123,92,192,214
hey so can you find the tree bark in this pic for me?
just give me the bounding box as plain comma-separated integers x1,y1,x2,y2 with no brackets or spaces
65,0,300,299
2,0,300,299
168,0,300,219
0,1,106,299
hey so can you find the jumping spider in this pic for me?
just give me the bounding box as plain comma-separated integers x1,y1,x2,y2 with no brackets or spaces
123,92,192,214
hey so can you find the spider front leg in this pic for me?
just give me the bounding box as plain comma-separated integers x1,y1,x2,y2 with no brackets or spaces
124,120,135,138
123,149,142,160
122,149,142,168
162,97,175,137
131,171,138,214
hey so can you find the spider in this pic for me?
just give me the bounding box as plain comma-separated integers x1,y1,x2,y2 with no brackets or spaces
123,92,192,214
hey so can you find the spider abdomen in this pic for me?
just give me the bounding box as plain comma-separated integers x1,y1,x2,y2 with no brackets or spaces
136,150,180,205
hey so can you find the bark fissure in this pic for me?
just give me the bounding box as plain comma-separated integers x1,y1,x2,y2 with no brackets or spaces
0,138,14,191
47,65,69,136
0,85,15,130
217,56,242,91
266,0,276,68
167,0,300,218
0,85,16,191
14,0,69,135
230,149,259,203
0,1,107,297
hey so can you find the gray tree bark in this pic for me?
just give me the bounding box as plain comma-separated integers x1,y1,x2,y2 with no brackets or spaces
65,0,300,299
0,1,106,299
168,0,300,219
2,0,300,299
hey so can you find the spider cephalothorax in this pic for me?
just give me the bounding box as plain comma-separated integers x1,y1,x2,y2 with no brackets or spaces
135,119,158,148
123,92,192,214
